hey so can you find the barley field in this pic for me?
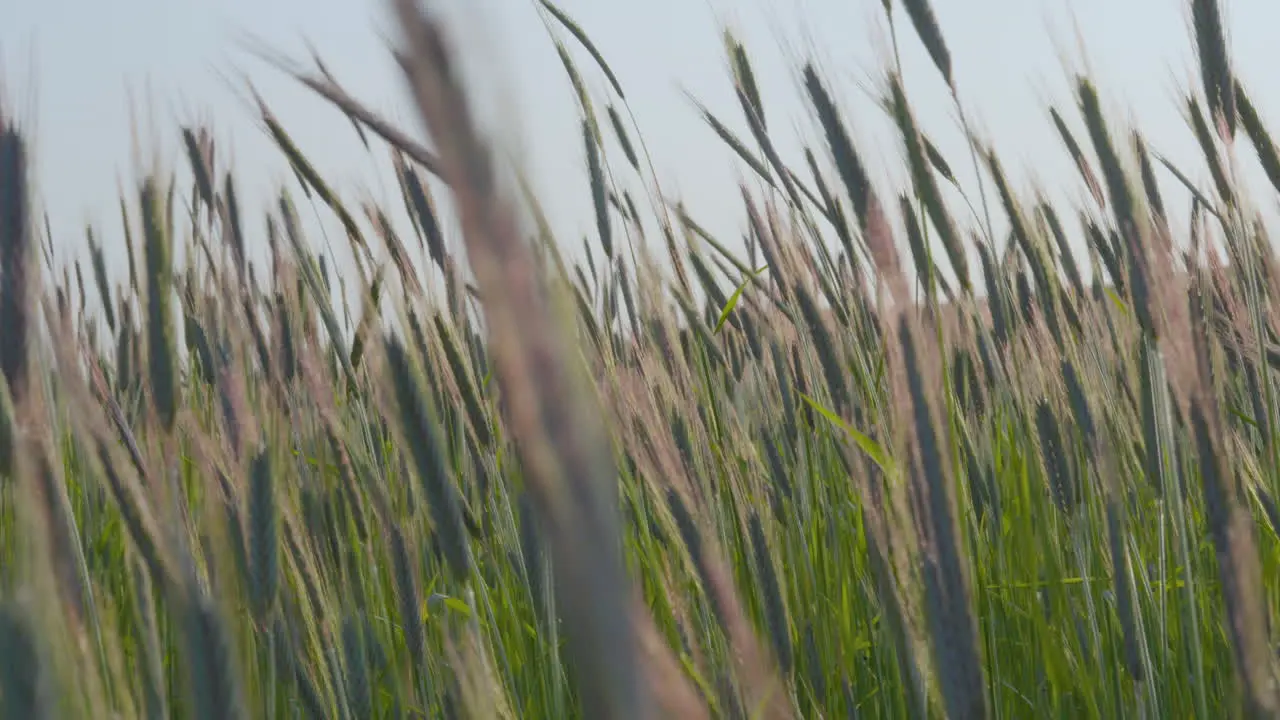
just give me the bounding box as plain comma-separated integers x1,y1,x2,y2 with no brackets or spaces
1,0,1279,717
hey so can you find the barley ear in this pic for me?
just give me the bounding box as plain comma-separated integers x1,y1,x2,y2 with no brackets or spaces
384,334,473,580
0,375,14,481
1235,80,1280,194
891,74,969,292
0,118,34,403
1192,0,1235,138
585,119,614,259
900,0,952,88
248,445,280,621
141,176,180,432
1192,401,1280,717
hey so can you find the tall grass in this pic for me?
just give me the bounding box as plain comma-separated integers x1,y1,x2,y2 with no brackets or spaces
1,0,1279,717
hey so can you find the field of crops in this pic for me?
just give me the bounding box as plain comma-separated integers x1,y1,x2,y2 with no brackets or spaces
1,0,1279,717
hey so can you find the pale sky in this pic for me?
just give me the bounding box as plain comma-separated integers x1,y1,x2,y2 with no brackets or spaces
3,0,1279,292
